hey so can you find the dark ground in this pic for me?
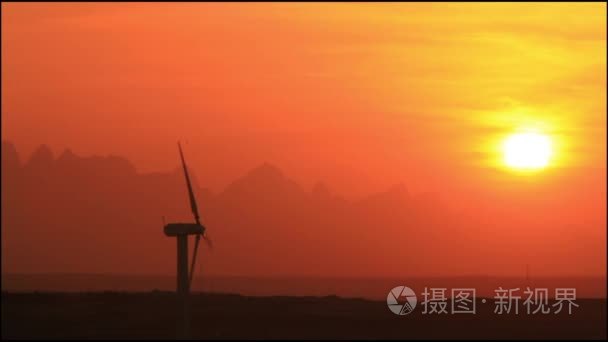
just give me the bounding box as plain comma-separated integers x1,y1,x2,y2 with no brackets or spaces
1,292,606,339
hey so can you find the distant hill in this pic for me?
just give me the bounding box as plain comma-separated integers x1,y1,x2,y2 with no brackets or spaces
1,141,605,285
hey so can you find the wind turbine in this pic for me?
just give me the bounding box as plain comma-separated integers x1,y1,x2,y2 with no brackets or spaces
164,141,212,338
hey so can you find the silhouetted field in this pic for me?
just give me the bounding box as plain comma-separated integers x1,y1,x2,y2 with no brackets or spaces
4,274,607,299
1,292,605,339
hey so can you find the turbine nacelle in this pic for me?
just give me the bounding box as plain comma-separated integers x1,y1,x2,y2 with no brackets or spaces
164,223,205,237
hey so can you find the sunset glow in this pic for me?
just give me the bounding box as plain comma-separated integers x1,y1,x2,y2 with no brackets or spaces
1,3,606,338
1,2,605,287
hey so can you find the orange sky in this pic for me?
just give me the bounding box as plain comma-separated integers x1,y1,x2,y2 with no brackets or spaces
2,3,606,278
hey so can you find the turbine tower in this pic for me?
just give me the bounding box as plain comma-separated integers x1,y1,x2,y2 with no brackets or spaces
164,141,212,338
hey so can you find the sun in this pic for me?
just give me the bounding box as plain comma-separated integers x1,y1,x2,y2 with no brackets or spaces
503,132,553,170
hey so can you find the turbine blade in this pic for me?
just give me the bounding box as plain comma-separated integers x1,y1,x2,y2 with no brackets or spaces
203,233,213,250
189,234,201,287
178,141,200,225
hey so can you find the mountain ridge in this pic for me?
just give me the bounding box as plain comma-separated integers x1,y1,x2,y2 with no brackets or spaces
1,140,605,280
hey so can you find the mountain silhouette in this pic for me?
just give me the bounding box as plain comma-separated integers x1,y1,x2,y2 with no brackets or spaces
24,144,54,171
1,141,604,279
221,162,306,205
2,141,20,170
